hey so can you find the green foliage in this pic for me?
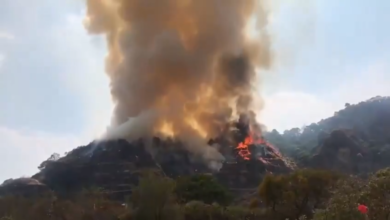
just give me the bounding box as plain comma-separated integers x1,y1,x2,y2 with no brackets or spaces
258,169,340,219
175,174,232,206
312,168,390,220
364,168,390,219
0,194,125,220
182,201,267,220
258,173,285,211
4,167,390,219
131,171,181,220
312,176,367,220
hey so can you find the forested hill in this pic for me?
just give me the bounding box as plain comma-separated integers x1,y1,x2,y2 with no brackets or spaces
1,96,390,220
265,96,390,169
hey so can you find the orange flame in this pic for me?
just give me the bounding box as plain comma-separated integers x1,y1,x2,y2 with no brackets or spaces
235,125,284,162
236,131,265,160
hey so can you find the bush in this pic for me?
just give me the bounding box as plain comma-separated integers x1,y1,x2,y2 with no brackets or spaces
130,171,182,220
363,168,390,219
175,174,232,206
0,194,124,220
183,201,267,220
258,169,340,219
312,176,367,220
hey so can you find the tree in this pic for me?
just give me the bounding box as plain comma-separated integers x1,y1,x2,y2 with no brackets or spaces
282,169,340,218
38,153,60,170
258,173,285,212
258,169,340,219
130,172,181,220
175,174,232,206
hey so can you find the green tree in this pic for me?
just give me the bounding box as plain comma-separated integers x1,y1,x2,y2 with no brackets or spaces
258,169,340,219
131,172,181,220
175,174,232,206
258,173,285,212
290,170,339,218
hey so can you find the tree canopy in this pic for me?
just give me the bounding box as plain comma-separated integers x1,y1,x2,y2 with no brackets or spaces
175,174,232,206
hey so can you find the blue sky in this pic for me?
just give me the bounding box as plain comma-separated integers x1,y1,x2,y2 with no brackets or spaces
0,0,389,181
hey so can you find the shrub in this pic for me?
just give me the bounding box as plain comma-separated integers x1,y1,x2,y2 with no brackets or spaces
312,176,366,220
258,169,340,219
130,171,182,220
183,201,267,220
175,174,232,206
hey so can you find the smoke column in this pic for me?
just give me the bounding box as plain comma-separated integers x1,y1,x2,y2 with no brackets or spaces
84,0,272,160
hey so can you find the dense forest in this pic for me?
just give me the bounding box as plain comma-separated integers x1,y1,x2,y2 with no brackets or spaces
1,96,390,220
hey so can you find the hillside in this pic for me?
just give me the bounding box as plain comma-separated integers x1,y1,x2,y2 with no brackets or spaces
2,115,293,200
1,96,390,220
265,96,390,173
2,97,389,195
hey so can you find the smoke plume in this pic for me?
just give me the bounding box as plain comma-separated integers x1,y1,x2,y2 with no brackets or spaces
84,0,272,160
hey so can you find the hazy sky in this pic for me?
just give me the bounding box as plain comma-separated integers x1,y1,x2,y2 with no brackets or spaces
0,0,389,181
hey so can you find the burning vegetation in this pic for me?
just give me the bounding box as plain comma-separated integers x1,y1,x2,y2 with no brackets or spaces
85,0,274,167
235,127,282,161
9,0,295,198
29,113,293,198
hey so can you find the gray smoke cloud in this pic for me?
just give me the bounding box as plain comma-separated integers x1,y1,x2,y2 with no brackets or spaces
84,0,272,161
